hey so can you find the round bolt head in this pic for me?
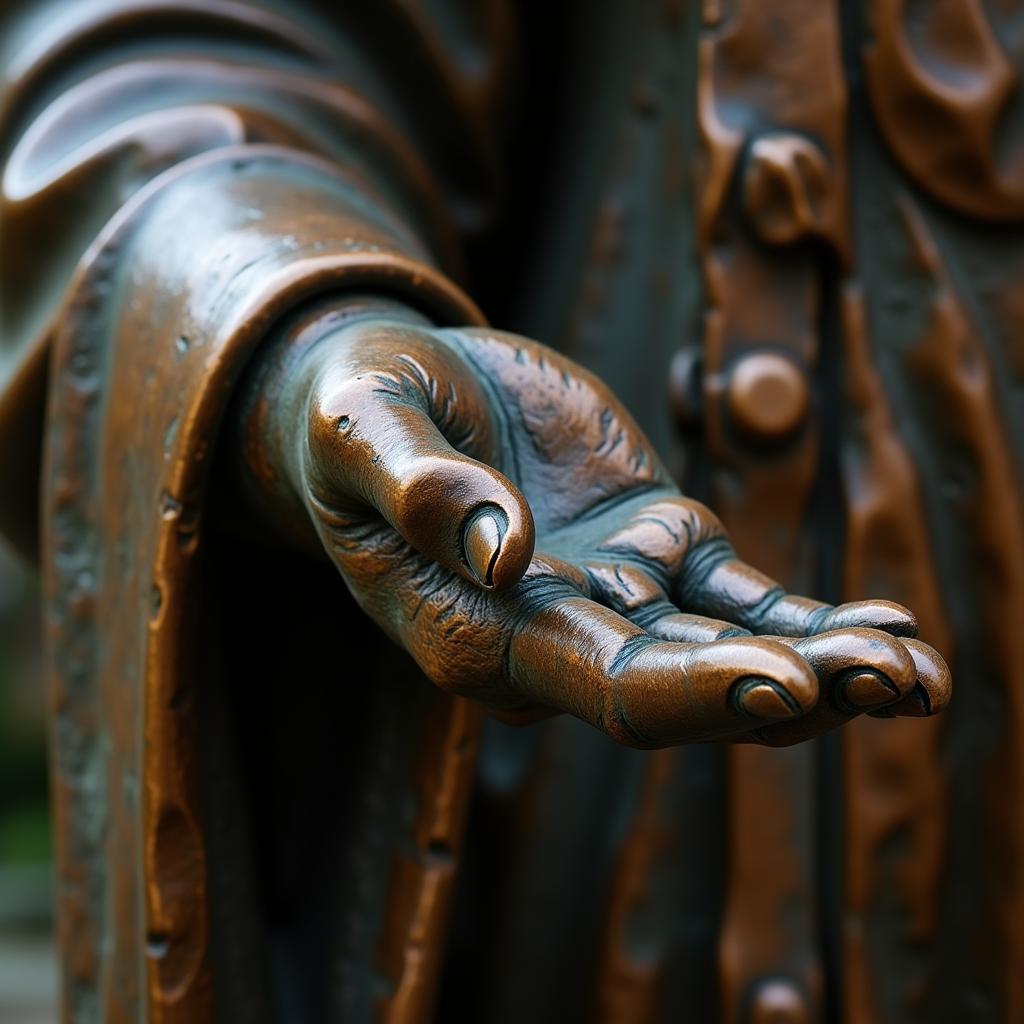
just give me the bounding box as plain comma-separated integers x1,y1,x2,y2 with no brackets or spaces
727,352,809,443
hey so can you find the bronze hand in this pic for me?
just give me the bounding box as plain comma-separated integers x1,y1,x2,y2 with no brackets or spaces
241,297,950,748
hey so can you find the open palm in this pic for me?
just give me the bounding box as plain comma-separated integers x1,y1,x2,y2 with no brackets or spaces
260,306,949,748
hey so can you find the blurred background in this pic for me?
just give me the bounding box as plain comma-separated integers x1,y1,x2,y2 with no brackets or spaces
0,541,55,1022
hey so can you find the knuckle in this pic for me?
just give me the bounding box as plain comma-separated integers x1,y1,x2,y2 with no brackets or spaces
587,564,664,613
603,717,657,749
715,625,753,640
670,496,726,544
601,680,656,749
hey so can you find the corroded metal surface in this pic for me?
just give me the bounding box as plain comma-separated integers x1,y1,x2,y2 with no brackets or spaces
1,1,1019,1022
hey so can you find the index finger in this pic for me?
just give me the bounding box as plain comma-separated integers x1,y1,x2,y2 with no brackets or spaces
505,594,820,747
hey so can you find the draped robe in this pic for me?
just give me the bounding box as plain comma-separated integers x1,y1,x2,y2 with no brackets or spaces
2,2,1023,1022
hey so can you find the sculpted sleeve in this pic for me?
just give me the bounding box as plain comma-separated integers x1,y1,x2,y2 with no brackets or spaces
0,0,513,556
0,3,514,1020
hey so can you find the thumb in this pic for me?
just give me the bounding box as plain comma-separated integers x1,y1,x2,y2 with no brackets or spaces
305,350,535,591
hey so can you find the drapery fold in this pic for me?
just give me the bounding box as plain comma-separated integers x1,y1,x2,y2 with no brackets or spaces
42,145,484,1022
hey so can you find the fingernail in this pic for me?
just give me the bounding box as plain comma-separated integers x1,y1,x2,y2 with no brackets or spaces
868,684,932,719
902,683,933,717
842,671,898,710
734,677,801,721
826,601,918,637
463,510,503,588
903,641,951,713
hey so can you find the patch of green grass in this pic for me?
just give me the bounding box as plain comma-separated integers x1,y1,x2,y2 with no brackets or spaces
0,803,51,864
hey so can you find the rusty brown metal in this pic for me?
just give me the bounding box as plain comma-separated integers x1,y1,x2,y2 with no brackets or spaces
7,1,1024,1022
695,1,849,1017
40,147,487,1021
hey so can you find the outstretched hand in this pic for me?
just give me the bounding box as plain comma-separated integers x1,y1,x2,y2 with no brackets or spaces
249,300,949,748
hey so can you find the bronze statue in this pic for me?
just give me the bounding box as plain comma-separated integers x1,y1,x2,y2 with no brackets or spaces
0,0,1018,1021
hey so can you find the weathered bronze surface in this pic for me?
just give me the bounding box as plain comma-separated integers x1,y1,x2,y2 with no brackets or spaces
0,0,1017,1021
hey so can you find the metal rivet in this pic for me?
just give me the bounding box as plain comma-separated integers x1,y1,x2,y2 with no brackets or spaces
727,352,809,443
